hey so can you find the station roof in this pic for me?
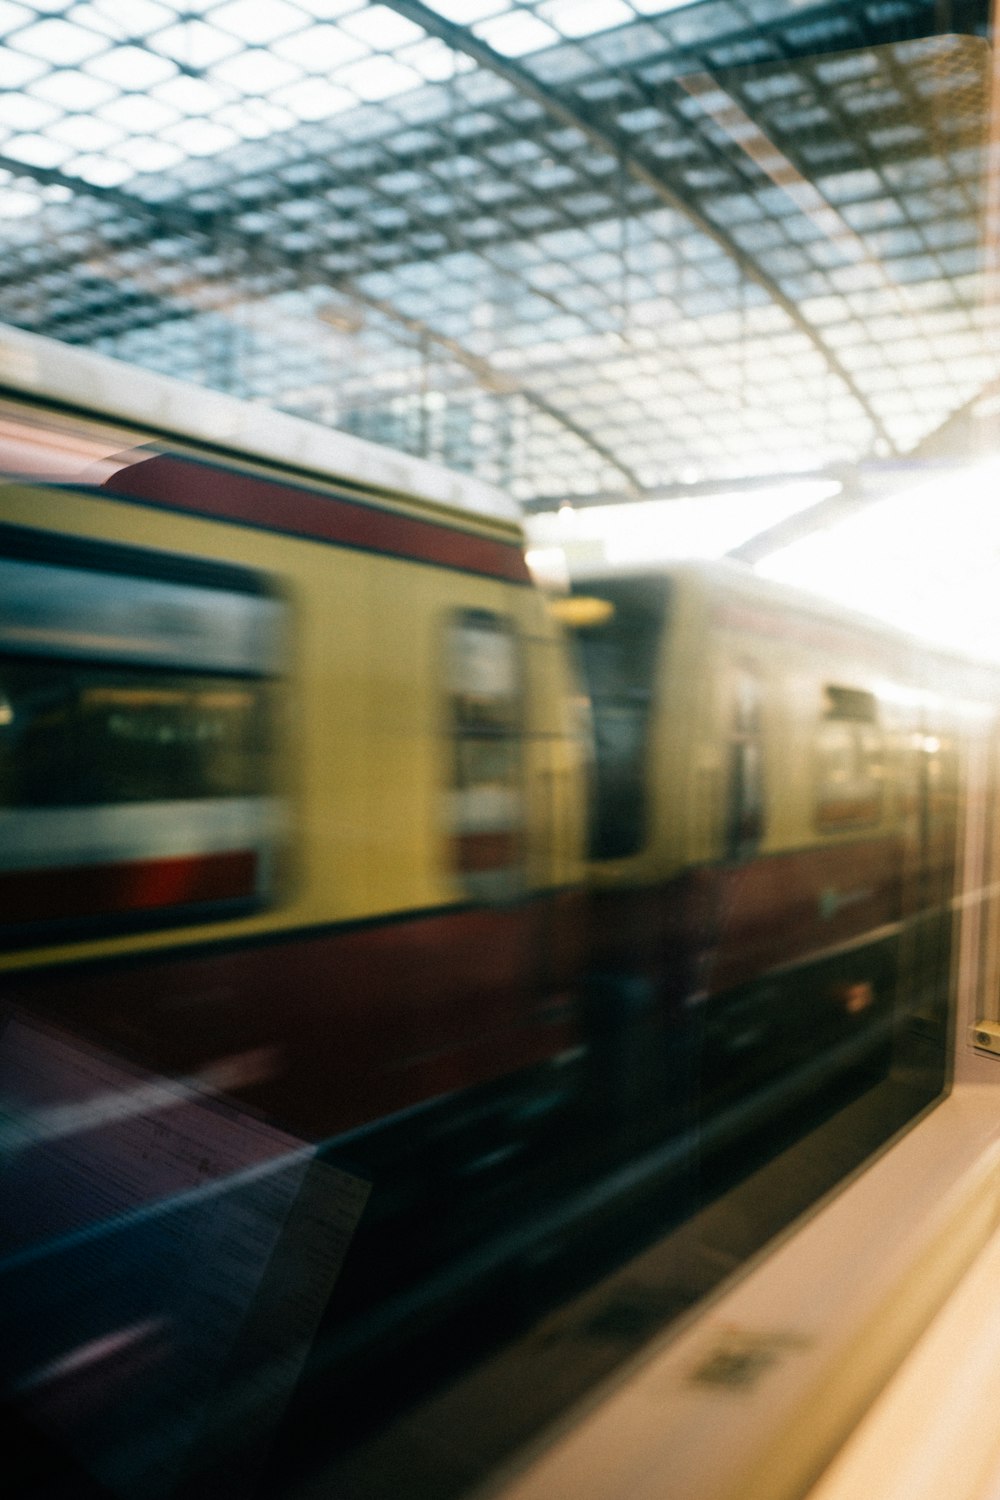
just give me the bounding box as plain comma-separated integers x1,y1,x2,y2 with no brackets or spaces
1,0,997,512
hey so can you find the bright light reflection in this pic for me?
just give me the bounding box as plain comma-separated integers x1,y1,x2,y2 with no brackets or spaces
424,0,509,23
0,190,41,219
474,10,559,55
540,0,634,39
526,480,838,568
758,459,1000,661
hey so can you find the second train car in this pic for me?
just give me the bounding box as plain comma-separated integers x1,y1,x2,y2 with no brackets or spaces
557,560,963,1151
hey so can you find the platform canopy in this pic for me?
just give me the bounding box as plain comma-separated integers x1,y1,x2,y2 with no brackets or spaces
1,0,998,511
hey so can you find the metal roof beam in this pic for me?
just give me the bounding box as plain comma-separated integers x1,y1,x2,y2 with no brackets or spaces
523,468,842,514
727,369,1000,564
726,481,867,564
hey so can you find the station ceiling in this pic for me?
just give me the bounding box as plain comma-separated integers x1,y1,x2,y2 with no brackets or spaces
1,0,997,512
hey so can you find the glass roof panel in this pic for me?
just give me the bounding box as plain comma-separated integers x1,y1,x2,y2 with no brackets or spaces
474,10,560,55
424,0,510,22
340,3,425,46
210,0,310,45
9,16,108,64
149,20,244,67
0,0,995,509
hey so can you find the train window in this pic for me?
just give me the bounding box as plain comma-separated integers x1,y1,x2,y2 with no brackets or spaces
816,685,884,831
0,665,278,931
725,668,765,861
0,665,273,808
0,547,284,939
445,609,525,902
566,576,670,860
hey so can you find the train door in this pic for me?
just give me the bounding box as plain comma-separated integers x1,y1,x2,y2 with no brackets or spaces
441,599,583,1128
697,655,774,1116
722,663,766,866
898,707,959,1044
966,710,1000,1062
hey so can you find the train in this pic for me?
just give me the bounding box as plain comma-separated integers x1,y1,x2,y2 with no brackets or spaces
1,323,996,1497
0,325,588,1174
553,561,966,1146
0,323,982,1243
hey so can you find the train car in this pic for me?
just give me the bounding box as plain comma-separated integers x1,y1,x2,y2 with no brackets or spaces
0,324,588,1202
495,578,1000,1500
556,560,964,1145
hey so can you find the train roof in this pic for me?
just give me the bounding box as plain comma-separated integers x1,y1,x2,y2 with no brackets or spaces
0,323,520,529
570,555,1000,680
571,555,885,630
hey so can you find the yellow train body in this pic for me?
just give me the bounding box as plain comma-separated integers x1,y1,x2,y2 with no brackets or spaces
0,328,588,1152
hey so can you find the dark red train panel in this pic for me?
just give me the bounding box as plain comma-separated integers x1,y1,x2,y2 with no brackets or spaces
103,453,532,584
590,836,905,1002
7,891,585,1144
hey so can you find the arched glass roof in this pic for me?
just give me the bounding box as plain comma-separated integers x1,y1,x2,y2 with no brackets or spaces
1,0,996,507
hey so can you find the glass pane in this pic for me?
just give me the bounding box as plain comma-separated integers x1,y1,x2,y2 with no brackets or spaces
566,576,670,859
0,662,273,807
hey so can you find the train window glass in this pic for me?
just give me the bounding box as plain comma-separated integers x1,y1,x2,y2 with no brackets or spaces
566,576,670,860
0,548,283,939
446,609,525,901
0,664,273,808
0,662,279,934
725,668,765,861
816,685,884,831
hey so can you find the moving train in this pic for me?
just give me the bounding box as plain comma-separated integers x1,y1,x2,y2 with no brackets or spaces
554,561,966,1141
0,324,995,1497
0,321,982,1238
0,325,588,1185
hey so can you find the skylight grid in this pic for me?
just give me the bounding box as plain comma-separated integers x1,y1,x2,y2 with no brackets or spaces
0,5,994,503
0,0,483,194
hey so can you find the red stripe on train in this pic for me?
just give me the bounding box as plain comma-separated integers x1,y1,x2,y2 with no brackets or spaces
589,837,907,999
1,850,257,923
10,890,586,1141
104,454,532,584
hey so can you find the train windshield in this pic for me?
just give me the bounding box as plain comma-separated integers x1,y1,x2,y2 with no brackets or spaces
563,577,671,860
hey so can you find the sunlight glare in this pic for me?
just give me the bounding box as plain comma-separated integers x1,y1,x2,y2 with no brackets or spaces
758,459,1000,661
